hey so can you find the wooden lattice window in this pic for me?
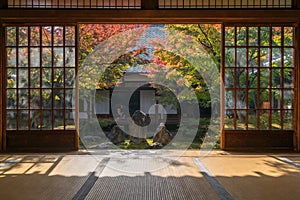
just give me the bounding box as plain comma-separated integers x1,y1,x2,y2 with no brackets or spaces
6,0,294,9
5,25,76,131
159,0,293,8
7,0,141,8
223,25,294,130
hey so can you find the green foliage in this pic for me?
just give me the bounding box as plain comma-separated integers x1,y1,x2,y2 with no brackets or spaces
79,120,102,136
166,24,221,67
144,24,222,109
98,118,116,131
116,139,151,149
96,48,151,89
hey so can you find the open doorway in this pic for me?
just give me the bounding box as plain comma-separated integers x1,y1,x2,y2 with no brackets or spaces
77,24,221,150
3,23,295,151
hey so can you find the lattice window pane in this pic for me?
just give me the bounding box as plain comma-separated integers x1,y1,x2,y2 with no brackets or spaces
8,0,141,8
159,0,293,8
224,25,294,130
5,25,77,131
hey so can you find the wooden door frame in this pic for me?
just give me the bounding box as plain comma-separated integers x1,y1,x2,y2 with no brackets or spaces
1,23,78,152
0,8,299,151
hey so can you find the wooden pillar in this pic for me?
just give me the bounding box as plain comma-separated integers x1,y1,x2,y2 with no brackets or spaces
220,24,225,149
0,0,8,8
295,23,300,151
293,0,300,8
75,24,79,151
141,0,158,10
0,23,3,151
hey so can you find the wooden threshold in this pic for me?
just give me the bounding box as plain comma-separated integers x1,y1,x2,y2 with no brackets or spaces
0,9,299,23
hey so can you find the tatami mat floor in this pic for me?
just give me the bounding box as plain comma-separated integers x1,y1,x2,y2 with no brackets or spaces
0,150,299,200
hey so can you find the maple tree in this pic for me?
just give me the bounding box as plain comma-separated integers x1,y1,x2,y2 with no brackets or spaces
145,24,222,110
79,24,149,65
78,24,151,119
79,24,150,90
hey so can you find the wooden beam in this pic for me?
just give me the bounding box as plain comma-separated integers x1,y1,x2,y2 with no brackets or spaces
223,131,294,150
141,0,158,10
5,131,77,151
0,9,299,24
0,0,8,9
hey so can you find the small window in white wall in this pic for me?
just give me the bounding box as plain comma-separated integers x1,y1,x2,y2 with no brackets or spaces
140,90,155,114
95,90,110,114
